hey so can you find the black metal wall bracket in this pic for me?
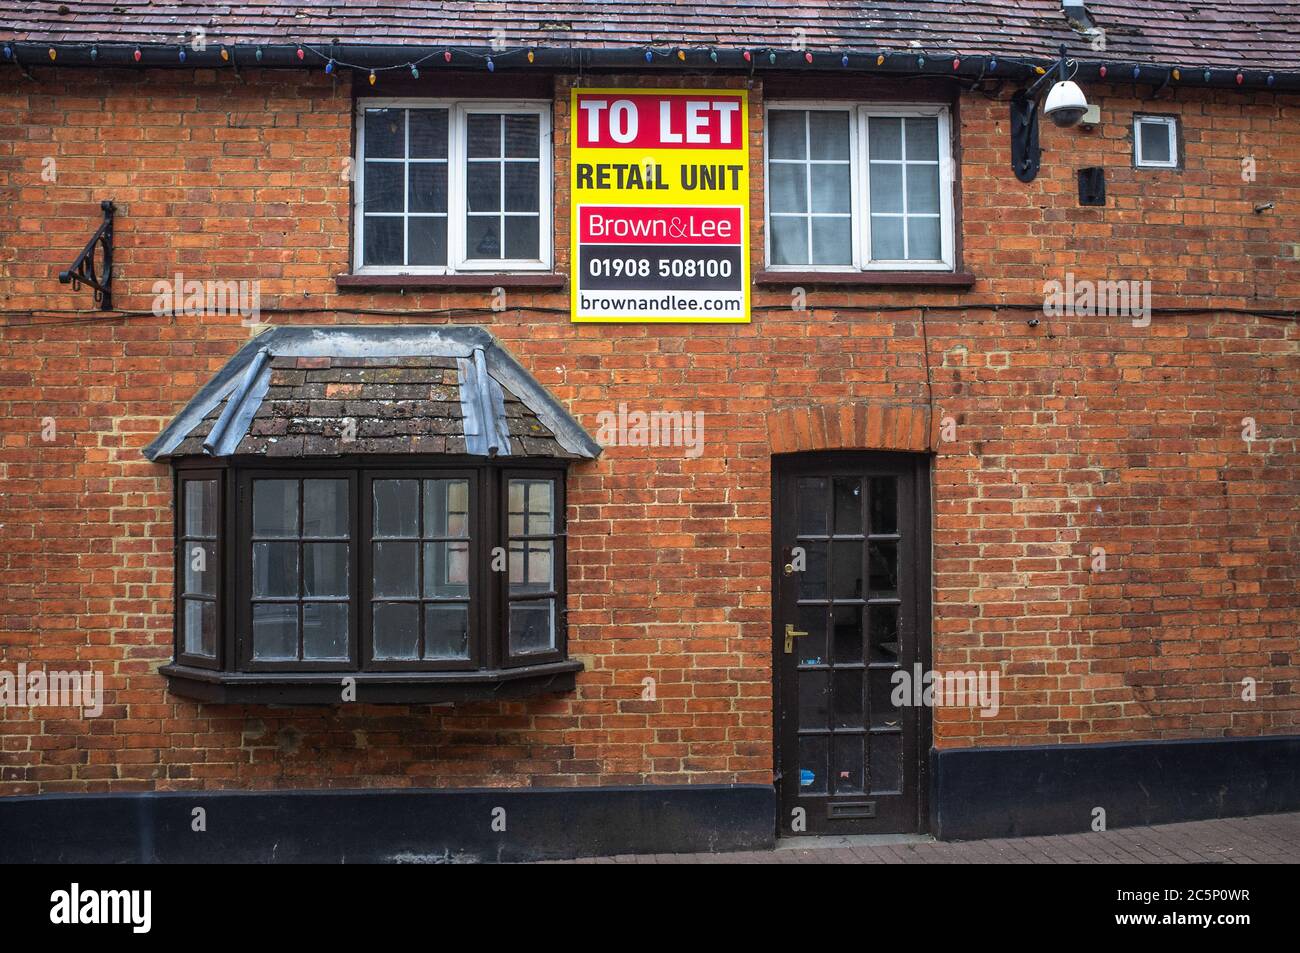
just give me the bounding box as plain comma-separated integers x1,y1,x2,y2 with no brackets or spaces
59,200,115,309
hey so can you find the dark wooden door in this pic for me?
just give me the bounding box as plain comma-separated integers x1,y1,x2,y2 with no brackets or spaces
774,452,931,835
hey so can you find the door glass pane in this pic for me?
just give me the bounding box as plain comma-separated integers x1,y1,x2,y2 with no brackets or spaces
797,735,828,794
184,480,217,536
830,604,863,664
834,735,865,794
868,603,901,662
424,604,470,660
831,539,864,600
869,668,902,729
832,477,862,535
373,602,419,660
798,670,829,728
869,477,898,534
832,669,864,728
796,477,828,536
869,732,903,794
509,599,554,654
253,480,298,537
252,603,298,660
795,603,827,666
868,540,899,597
797,540,828,601
303,603,348,660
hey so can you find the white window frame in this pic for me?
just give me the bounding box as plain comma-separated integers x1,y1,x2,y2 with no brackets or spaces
353,98,553,275
763,101,955,272
1133,114,1179,169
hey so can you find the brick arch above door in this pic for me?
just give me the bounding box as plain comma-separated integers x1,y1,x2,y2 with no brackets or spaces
767,403,937,455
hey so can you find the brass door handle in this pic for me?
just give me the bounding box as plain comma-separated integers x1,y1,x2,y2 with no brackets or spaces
784,623,809,654
783,563,795,576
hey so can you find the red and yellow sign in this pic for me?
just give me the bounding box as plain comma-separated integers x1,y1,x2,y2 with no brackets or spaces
570,88,750,323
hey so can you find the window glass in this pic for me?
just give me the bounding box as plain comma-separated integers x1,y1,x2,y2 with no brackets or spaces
507,478,558,656
1136,117,1176,166
465,112,542,262
181,478,219,658
868,115,942,262
362,107,450,267
767,109,853,266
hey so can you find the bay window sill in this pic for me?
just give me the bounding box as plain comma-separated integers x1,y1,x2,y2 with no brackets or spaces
336,273,567,291
754,270,976,288
160,659,583,705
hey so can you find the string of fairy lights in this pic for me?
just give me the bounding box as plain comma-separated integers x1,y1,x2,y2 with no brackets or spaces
0,40,1288,88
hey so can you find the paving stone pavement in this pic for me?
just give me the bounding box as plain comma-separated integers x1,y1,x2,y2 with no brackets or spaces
545,811,1300,863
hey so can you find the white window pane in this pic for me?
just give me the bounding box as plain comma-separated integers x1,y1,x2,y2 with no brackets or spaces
409,108,448,158
363,217,402,266
252,603,298,660
504,162,539,212
869,117,903,159
504,114,540,157
904,118,939,160
869,163,904,213
809,112,851,160
408,163,447,213
906,164,940,214
373,602,419,659
303,603,348,660
466,215,502,259
1140,121,1172,163
504,217,540,259
871,215,905,259
769,163,808,213
811,164,851,214
466,162,501,212
363,162,403,212
770,216,808,265
466,114,501,158
364,109,404,158
907,216,942,260
424,604,470,660
811,217,853,265
408,217,447,267
769,111,807,159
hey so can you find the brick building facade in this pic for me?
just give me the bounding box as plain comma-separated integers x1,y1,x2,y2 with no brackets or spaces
1,1,1297,860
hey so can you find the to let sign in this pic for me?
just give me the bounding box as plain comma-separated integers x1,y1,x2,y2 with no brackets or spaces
570,88,750,323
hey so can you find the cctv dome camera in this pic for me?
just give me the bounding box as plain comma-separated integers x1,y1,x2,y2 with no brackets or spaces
1043,79,1089,127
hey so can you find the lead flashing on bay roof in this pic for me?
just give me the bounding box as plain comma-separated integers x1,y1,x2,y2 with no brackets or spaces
143,325,601,462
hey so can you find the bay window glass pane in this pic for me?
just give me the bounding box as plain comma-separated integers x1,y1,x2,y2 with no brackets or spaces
364,109,404,159
769,111,807,159
373,480,419,537
508,480,553,535
303,603,348,660
424,479,469,537
424,605,470,660
252,541,298,597
184,480,217,536
304,542,348,597
373,602,419,660
509,541,553,594
184,599,216,657
423,541,470,598
373,541,418,597
253,480,298,537
184,541,216,596
253,603,298,660
408,108,449,158
303,479,347,538
509,600,555,655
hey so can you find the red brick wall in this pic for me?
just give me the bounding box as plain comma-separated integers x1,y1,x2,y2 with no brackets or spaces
0,68,1296,793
